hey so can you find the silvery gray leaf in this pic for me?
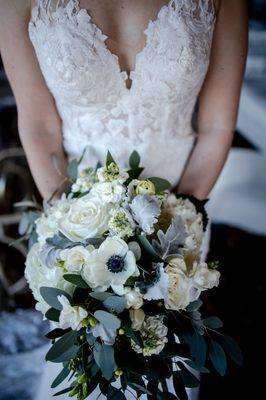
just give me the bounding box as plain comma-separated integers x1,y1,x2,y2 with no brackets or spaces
39,243,62,268
46,232,76,249
94,310,121,330
129,194,161,234
152,215,187,259
128,241,142,260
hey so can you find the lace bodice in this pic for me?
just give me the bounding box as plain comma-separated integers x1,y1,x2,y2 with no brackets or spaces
28,0,216,186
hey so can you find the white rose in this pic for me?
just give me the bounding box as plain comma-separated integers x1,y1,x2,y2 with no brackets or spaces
58,295,88,331
58,193,110,242
60,245,93,273
124,287,144,309
192,262,220,290
82,237,139,295
129,308,145,331
165,265,193,311
90,182,125,203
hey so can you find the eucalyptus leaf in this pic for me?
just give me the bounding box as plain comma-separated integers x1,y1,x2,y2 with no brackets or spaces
103,296,127,314
190,332,207,367
94,310,121,330
220,335,243,366
94,344,117,380
45,308,60,322
67,159,78,181
209,339,227,376
128,382,152,395
40,287,72,310
46,328,70,339
186,300,203,312
63,274,89,288
46,330,78,362
51,365,70,388
203,316,223,329
54,385,75,396
90,292,113,301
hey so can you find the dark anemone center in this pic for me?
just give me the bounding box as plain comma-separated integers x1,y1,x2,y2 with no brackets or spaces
107,255,125,273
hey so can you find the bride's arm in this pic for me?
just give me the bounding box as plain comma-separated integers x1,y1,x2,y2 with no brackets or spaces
0,0,69,201
177,0,248,200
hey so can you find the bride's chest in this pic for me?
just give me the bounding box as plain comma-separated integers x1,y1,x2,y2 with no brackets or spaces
29,3,215,104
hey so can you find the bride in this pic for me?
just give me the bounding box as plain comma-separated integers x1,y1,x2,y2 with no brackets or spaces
0,0,247,399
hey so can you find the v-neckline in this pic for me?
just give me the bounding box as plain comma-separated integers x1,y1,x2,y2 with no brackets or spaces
75,0,176,91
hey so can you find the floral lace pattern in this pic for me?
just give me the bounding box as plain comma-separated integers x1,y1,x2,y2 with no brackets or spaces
28,0,216,186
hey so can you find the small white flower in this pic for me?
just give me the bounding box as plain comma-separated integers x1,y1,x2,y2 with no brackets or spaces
59,245,93,273
90,182,126,203
71,168,96,193
58,295,88,331
124,287,144,309
58,193,110,242
82,237,139,295
131,315,168,356
97,162,129,184
108,208,135,238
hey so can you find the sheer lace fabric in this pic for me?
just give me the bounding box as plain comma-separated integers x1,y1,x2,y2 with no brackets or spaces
29,0,216,186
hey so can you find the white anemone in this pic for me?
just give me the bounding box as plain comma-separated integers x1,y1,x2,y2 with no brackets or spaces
82,237,139,295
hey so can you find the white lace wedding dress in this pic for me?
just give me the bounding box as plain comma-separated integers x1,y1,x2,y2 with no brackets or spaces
28,0,216,398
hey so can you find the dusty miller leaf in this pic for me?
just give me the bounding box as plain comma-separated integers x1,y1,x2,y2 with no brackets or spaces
152,215,187,259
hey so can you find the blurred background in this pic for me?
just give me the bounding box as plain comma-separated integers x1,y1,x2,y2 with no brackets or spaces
0,1,265,399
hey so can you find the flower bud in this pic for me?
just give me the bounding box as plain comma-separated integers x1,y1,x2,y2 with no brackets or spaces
88,317,98,327
136,180,156,196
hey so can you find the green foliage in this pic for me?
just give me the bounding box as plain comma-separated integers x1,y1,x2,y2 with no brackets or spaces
46,331,78,363
106,151,116,167
220,335,243,366
103,295,127,314
203,316,223,329
67,159,79,181
94,310,121,330
137,234,163,262
148,177,171,192
40,286,72,310
93,343,117,380
129,150,141,169
45,308,60,322
208,339,227,376
51,364,71,388
63,274,89,289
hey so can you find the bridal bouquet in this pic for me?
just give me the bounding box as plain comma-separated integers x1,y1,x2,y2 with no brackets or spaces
18,151,242,399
